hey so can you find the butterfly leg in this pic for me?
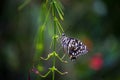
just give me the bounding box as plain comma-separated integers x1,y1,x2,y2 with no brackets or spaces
61,45,68,60
61,54,66,59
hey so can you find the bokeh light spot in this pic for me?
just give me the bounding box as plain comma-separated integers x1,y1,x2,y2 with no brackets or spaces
89,53,103,71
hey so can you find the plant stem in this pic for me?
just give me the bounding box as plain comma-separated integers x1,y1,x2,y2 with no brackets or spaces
53,13,56,67
53,1,56,80
52,70,55,80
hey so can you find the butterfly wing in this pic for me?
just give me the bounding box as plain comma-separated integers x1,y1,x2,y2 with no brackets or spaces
67,38,88,60
61,34,88,61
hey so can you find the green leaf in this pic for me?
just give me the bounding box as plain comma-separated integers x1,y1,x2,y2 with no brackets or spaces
18,0,31,10
54,1,64,20
56,19,64,32
55,0,64,15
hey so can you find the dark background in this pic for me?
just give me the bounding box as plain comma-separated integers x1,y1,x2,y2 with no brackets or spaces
0,0,120,80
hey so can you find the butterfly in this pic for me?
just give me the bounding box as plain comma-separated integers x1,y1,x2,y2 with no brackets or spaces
60,33,88,61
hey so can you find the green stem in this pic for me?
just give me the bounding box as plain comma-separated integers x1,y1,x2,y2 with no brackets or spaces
52,70,55,80
53,17,56,66
53,0,56,80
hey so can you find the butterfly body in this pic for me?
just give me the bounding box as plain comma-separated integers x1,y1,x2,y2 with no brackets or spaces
60,33,88,61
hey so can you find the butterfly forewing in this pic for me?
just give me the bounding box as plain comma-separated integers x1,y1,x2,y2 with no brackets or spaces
60,34,88,61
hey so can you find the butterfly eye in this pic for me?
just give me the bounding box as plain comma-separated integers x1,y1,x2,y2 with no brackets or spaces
61,33,88,61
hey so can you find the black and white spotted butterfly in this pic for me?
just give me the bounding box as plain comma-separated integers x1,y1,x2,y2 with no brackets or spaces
60,33,88,61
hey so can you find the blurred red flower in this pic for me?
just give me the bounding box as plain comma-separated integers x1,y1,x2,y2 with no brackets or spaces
89,53,103,71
